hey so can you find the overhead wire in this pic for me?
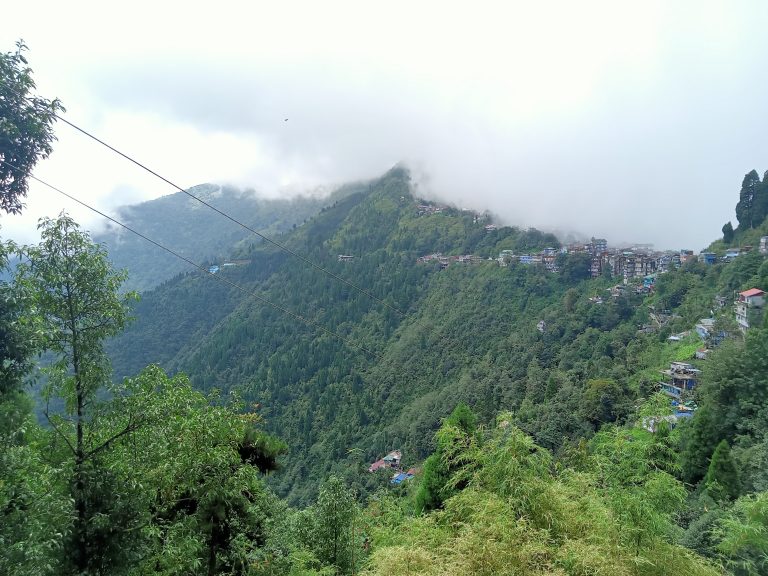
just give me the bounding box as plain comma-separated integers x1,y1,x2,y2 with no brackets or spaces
0,158,380,360
5,98,465,363
54,114,406,318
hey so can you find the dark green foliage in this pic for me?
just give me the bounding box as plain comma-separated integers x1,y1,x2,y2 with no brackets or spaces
0,240,36,397
682,329,768,487
6,159,768,572
680,507,726,559
705,440,741,502
654,268,694,310
722,221,735,243
580,378,631,426
0,41,63,214
239,425,289,473
736,170,760,230
559,251,592,284
736,169,768,231
415,403,478,513
105,167,682,504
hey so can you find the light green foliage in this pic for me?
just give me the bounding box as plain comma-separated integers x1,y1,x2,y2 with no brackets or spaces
102,366,284,575
589,426,685,554
311,476,362,575
0,414,70,576
15,213,136,573
716,492,768,576
364,415,721,576
0,41,63,214
16,213,134,396
0,232,70,575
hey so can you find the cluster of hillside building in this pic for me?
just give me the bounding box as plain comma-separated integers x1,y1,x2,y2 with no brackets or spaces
416,253,485,268
415,233,768,297
497,237,768,282
411,202,768,436
648,286,765,432
367,450,417,485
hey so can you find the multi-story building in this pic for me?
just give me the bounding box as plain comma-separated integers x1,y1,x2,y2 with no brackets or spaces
590,237,608,255
736,288,766,332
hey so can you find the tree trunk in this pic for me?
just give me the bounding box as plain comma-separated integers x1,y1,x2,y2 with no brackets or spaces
73,333,88,574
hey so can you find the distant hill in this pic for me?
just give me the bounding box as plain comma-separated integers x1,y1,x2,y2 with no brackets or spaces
93,183,357,292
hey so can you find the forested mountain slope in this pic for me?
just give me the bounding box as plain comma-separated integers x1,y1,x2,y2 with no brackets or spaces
110,166,768,509
94,183,357,292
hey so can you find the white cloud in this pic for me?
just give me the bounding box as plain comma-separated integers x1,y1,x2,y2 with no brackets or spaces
2,0,768,249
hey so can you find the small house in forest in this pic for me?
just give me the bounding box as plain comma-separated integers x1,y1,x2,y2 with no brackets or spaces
369,450,402,473
659,361,700,399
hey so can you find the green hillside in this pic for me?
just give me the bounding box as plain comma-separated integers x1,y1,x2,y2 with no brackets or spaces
107,167,767,509
94,183,359,292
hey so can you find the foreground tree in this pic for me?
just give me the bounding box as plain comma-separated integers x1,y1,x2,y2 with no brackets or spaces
15,213,136,573
101,367,287,575
682,329,768,487
414,403,478,513
0,41,63,214
312,476,361,575
705,440,741,502
0,236,70,576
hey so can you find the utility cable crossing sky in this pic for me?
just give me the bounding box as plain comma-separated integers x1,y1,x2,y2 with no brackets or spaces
55,114,406,319
0,158,380,360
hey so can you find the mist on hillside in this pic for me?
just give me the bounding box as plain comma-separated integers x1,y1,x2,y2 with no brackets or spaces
4,1,768,250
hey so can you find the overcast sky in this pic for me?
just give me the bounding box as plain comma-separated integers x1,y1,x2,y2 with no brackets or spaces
3,1,768,249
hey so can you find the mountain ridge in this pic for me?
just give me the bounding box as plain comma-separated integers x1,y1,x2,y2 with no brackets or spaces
93,182,363,292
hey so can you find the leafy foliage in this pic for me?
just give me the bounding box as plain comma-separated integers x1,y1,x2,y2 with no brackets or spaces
0,41,63,214
365,409,721,576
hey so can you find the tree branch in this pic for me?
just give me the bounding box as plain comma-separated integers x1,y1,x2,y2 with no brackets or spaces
85,416,145,460
43,405,76,457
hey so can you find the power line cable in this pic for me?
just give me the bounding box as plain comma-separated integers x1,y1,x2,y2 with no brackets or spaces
5,98,469,363
0,159,379,360
54,114,406,318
